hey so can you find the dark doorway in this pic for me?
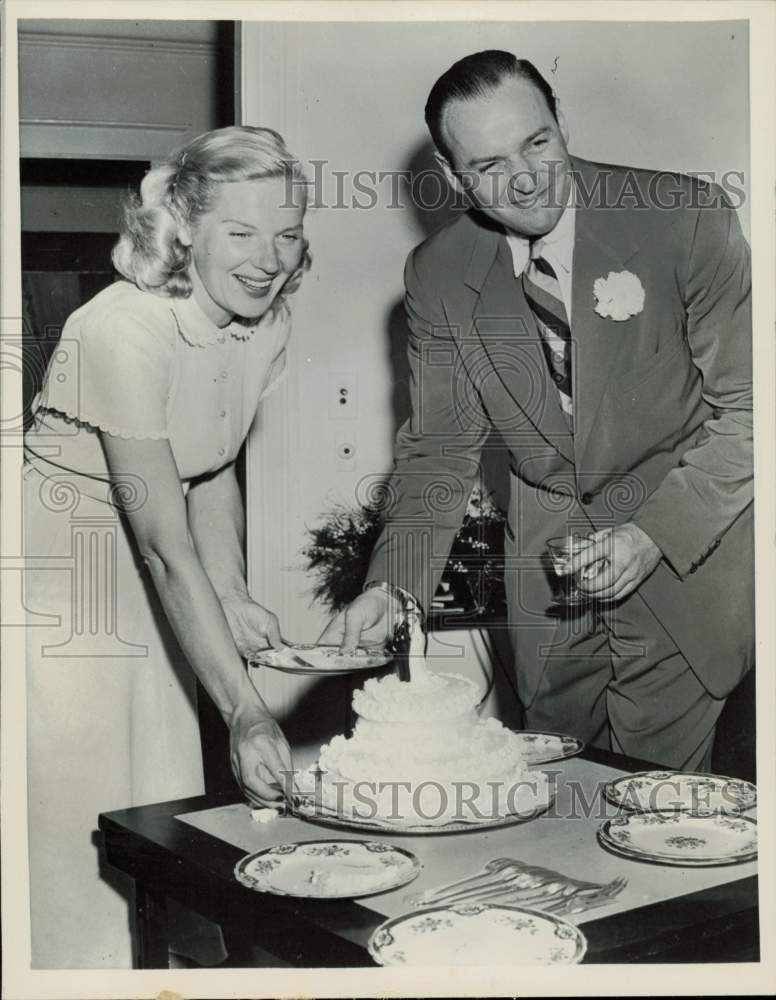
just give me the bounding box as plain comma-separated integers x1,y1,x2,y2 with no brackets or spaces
20,159,150,428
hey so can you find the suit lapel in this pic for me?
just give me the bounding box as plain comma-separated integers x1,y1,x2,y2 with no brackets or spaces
570,158,641,465
451,157,645,469
465,221,575,462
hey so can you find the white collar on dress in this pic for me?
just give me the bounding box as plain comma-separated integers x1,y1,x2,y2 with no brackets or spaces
170,292,262,348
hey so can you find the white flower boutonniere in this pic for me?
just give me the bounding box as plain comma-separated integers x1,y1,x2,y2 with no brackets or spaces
593,270,645,321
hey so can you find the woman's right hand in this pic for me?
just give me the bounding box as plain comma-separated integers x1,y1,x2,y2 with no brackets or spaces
229,708,294,806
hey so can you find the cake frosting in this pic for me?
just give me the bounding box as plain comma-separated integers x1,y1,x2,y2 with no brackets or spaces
314,618,549,825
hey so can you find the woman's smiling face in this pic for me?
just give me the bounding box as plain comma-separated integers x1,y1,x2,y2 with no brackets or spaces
183,177,306,327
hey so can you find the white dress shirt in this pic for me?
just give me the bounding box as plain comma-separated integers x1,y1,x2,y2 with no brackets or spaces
505,189,576,320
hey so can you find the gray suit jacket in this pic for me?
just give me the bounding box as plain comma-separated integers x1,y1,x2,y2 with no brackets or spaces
367,157,753,704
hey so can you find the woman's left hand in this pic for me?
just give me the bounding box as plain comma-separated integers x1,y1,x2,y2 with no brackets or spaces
221,595,283,656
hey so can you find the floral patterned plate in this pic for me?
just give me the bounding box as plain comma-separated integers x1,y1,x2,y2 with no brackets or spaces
368,903,587,966
598,810,758,866
247,643,392,675
234,839,421,898
510,731,584,765
603,770,757,814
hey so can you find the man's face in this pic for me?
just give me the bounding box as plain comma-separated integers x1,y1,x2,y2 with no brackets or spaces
439,75,572,239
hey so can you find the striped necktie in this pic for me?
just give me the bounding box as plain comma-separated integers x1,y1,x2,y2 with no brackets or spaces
521,244,573,420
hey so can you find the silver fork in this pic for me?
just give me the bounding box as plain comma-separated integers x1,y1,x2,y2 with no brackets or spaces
430,873,561,908
405,858,625,910
541,876,628,915
404,858,529,907
407,868,574,909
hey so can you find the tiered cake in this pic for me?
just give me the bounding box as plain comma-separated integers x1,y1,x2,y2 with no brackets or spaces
315,621,549,825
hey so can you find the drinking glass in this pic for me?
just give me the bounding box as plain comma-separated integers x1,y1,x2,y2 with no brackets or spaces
546,534,598,606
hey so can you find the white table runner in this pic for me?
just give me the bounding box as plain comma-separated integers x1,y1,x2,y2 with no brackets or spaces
178,757,757,926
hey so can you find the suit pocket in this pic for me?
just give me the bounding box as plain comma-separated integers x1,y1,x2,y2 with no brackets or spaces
617,337,688,394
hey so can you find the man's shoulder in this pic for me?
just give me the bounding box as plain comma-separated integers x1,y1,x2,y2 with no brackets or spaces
408,209,496,278
572,156,735,212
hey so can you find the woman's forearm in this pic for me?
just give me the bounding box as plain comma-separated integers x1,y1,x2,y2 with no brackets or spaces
99,434,290,802
187,463,248,601
144,541,268,725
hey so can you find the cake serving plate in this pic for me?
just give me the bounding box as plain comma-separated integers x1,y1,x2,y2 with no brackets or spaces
234,839,422,899
290,788,556,836
368,902,587,966
247,643,392,675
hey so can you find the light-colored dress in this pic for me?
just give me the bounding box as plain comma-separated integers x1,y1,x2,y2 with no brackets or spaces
24,280,291,968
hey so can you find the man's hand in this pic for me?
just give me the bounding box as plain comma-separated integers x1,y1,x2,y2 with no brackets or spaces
318,588,399,653
221,595,283,657
569,523,662,602
229,709,295,806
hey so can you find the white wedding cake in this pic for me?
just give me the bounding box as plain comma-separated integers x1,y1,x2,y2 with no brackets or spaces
314,617,549,825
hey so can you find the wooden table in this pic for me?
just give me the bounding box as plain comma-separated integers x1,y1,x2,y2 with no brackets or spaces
99,745,758,968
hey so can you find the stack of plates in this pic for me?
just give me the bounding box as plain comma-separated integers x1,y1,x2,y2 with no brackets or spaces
598,809,757,866
597,769,757,866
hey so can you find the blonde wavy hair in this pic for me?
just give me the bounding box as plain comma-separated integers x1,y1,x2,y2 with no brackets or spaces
112,126,311,306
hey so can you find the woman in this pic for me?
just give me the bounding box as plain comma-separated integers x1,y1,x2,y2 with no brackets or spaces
24,126,310,968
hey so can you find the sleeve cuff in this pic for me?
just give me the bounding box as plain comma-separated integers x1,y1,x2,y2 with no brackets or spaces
363,580,426,620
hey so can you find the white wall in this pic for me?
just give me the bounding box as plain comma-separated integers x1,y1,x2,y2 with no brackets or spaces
242,19,750,717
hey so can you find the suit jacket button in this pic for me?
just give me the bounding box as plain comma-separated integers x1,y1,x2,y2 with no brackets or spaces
580,492,593,505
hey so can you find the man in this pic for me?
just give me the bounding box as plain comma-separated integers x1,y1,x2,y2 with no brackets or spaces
321,50,753,770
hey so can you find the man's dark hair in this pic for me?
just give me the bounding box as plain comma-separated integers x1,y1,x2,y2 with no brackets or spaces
425,50,558,163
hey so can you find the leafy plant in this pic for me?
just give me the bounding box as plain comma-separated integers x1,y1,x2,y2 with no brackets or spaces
302,486,507,616
303,503,385,613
